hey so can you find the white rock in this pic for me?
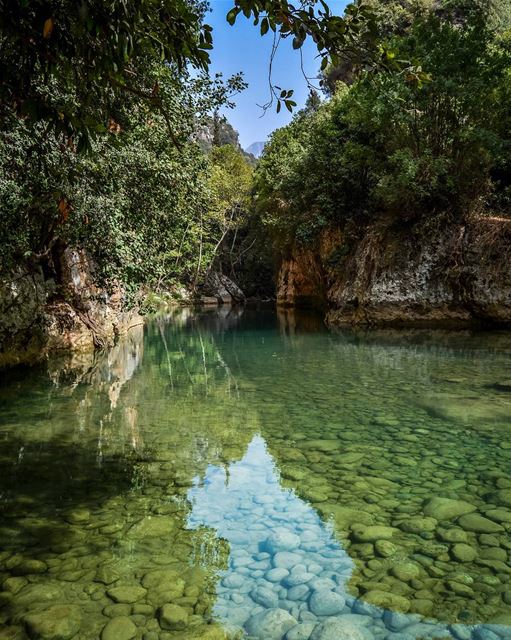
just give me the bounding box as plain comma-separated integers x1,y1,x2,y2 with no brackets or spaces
311,619,369,640
245,608,298,640
273,552,304,570
287,622,317,640
309,590,345,616
267,530,302,553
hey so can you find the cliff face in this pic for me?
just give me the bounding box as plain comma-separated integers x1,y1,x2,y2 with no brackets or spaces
276,216,511,327
0,248,142,368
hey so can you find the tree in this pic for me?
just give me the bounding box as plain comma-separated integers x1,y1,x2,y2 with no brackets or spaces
0,1,215,147
0,0,387,143
254,2,511,246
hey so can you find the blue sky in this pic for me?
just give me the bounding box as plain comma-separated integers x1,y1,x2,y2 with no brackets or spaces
206,0,348,149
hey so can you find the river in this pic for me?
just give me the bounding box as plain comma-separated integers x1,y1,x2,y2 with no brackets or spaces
0,307,510,640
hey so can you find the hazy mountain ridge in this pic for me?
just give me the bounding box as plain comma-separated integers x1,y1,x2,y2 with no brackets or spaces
245,141,266,159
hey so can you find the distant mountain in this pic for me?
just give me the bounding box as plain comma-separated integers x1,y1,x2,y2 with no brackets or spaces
245,141,266,159
196,116,258,165
196,116,241,151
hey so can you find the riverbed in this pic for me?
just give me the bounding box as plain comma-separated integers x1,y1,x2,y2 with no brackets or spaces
1,308,510,640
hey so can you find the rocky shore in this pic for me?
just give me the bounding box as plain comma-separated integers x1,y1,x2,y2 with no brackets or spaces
277,216,511,327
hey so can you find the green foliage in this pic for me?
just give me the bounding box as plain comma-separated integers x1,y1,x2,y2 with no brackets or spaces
255,4,511,247
0,0,213,147
0,62,250,296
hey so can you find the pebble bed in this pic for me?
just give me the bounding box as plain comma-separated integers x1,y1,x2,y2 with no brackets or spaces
0,310,509,640
189,437,511,640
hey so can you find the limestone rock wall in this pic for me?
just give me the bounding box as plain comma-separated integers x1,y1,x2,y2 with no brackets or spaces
276,217,511,327
0,248,142,368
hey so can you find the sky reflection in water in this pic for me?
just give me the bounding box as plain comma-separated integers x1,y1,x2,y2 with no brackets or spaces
188,436,511,640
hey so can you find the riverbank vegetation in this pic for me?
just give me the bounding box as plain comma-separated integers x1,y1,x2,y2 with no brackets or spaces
0,0,510,314
255,0,511,250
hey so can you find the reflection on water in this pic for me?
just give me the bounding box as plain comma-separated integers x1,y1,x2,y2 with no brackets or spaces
188,436,511,640
0,307,510,640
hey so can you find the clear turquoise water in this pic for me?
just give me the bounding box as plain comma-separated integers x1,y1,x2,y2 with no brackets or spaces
0,308,511,640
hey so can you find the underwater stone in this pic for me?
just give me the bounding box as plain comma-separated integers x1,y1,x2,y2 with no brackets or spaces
449,624,472,640
15,583,63,607
94,564,120,585
101,616,137,640
437,528,468,543
308,577,336,591
266,531,302,554
399,517,437,534
103,604,132,618
273,552,303,570
2,576,27,594
266,568,289,583
446,581,474,597
287,584,310,601
391,563,421,582
128,515,176,539
11,559,47,576
309,590,345,616
24,604,81,640
284,572,315,587
245,608,297,640
64,508,90,524
107,585,146,603
363,591,410,612
310,619,368,640
484,509,511,523
458,514,504,534
159,603,189,630
251,586,279,608
222,574,244,589
472,628,501,640
351,526,397,543
132,603,154,616
383,610,415,631
374,541,397,558
491,489,511,507
286,622,317,640
423,498,476,521
451,543,477,562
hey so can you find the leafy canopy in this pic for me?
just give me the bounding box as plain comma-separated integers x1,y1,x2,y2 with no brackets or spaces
254,1,511,246
0,0,389,143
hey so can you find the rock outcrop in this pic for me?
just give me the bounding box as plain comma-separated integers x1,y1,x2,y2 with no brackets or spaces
276,216,511,326
0,248,142,368
200,271,245,305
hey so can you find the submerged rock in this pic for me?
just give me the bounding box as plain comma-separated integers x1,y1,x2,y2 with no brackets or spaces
451,543,477,562
351,525,396,542
107,585,146,603
266,530,301,553
128,515,176,539
457,514,504,534
310,619,368,640
286,622,317,640
309,590,345,616
23,604,81,640
363,590,410,612
101,616,137,640
423,498,476,521
245,608,297,640
159,603,189,630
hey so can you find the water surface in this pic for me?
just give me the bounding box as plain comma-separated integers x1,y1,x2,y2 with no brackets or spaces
1,308,511,640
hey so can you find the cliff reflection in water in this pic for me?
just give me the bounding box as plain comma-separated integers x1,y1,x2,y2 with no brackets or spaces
0,308,511,640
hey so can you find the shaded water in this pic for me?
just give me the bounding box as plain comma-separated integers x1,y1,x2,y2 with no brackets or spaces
1,308,511,640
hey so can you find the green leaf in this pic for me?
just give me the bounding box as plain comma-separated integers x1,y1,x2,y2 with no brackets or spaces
226,8,238,26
